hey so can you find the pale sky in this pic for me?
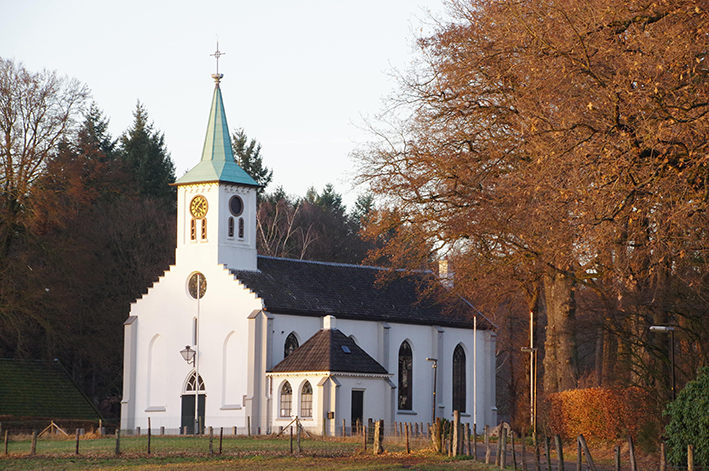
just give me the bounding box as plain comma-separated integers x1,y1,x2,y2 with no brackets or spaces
1,1,448,209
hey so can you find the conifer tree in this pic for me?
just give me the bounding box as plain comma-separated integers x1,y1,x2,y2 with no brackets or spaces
118,102,176,204
231,128,272,193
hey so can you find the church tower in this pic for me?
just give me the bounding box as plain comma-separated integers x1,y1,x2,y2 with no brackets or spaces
174,68,259,271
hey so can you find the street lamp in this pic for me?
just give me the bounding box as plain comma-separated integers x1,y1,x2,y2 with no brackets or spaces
426,358,438,422
649,325,676,401
180,345,195,366
521,347,538,443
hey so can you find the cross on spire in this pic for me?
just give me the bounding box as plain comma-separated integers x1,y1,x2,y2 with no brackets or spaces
211,41,225,82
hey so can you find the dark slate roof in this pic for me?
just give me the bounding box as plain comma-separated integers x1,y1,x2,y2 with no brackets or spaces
270,328,389,375
0,359,102,420
232,256,493,330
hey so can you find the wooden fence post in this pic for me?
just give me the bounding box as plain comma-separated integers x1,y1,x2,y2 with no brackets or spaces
75,428,80,455
405,423,410,454
544,435,552,471
219,427,223,454
614,445,620,471
297,419,302,453
660,442,667,471
247,416,251,437
30,430,37,455
484,424,491,464
499,426,508,469
209,426,214,454
688,444,695,471
466,423,471,456
554,435,564,471
511,431,518,471
115,429,121,456
452,411,460,457
147,418,151,455
473,423,478,461
578,434,598,471
4,430,8,455
628,436,636,471
576,436,581,471
373,420,384,454
363,423,367,451
521,428,527,471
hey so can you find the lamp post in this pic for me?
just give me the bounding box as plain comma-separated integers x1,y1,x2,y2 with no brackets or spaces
521,347,538,443
649,325,676,401
473,315,477,432
426,357,438,422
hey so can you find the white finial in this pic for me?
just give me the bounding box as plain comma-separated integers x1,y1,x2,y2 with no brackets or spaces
211,40,225,82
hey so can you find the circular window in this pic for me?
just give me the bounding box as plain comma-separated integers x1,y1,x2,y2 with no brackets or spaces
188,272,207,299
229,195,244,216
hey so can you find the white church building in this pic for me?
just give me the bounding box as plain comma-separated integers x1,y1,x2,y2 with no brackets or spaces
120,70,498,436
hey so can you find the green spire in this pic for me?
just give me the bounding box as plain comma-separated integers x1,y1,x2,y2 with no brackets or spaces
175,78,259,187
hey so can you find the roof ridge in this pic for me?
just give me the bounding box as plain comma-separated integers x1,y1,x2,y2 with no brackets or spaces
255,255,426,273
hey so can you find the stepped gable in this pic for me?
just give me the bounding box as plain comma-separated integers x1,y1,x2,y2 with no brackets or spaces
232,256,492,329
269,328,388,375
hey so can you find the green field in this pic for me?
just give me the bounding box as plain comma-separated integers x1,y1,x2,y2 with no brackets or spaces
0,434,499,471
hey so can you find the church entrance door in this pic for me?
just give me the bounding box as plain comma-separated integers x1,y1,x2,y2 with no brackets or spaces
181,394,205,434
351,390,364,434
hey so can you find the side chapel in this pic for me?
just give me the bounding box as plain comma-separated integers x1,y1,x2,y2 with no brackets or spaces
120,67,498,435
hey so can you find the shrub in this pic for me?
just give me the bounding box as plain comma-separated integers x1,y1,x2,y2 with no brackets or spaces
547,387,657,443
664,366,709,467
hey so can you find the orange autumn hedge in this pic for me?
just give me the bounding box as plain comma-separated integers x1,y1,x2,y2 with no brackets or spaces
546,387,656,442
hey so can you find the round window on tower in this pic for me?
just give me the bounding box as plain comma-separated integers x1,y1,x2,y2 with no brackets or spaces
187,272,207,299
229,195,244,216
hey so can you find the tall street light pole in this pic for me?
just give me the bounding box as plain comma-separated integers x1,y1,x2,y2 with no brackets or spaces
649,325,676,401
426,358,438,422
521,347,538,443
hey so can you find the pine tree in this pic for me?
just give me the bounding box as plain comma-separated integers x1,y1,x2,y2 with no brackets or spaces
118,102,176,204
231,128,273,194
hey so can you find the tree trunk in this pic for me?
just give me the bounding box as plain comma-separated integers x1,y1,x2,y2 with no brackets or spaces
543,271,578,393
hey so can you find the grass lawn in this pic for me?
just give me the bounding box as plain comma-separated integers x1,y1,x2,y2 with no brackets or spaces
0,434,500,471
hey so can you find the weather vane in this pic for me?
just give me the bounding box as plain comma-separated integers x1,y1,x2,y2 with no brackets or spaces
211,40,225,82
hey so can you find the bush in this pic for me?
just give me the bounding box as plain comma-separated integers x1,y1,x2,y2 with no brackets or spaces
664,366,709,467
546,387,657,443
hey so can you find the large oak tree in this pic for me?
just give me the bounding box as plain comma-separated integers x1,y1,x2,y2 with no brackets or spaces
357,0,709,397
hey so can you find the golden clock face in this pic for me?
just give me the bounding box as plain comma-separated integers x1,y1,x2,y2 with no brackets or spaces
188,272,207,299
190,195,208,218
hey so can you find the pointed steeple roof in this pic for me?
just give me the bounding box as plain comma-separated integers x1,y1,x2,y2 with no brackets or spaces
175,77,259,187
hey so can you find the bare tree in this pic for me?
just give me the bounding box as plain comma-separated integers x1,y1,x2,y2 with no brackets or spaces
0,58,89,257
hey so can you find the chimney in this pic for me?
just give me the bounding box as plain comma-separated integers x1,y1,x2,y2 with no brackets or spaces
323,315,337,330
439,258,454,289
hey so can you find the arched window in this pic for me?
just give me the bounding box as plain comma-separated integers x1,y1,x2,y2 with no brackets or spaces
284,333,299,358
228,217,235,238
398,341,413,410
185,371,205,392
190,219,196,240
452,344,466,413
280,381,292,417
238,217,244,239
300,381,313,417
201,218,207,239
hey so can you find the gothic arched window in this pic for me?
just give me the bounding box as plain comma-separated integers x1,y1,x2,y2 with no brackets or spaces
452,344,466,413
280,381,292,417
201,218,207,239
238,217,244,239
398,341,413,410
190,219,196,240
228,217,234,238
284,333,299,358
300,381,313,417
